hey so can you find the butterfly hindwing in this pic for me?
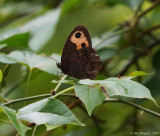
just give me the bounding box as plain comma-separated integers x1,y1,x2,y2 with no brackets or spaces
57,25,102,79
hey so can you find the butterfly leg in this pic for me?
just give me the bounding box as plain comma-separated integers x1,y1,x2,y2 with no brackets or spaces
60,71,63,80
57,71,59,80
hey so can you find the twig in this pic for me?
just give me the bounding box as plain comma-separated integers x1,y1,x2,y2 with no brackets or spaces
51,86,74,98
3,89,75,106
3,94,51,106
0,93,8,102
136,24,160,41
131,0,160,27
68,99,81,109
104,98,160,118
118,36,160,76
146,24,160,33
52,75,68,93
2,91,160,119
134,0,144,16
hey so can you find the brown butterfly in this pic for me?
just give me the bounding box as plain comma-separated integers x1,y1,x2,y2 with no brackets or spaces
57,25,102,80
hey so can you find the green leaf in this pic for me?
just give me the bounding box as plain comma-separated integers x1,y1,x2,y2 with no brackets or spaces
0,70,2,82
25,8,61,51
74,84,105,116
0,32,30,47
61,0,85,16
79,77,158,107
0,50,60,75
0,107,4,112
128,71,153,77
97,48,117,61
0,44,7,49
0,2,42,24
45,124,61,131
0,105,30,136
92,30,120,50
17,98,85,128
0,8,61,51
1,65,11,85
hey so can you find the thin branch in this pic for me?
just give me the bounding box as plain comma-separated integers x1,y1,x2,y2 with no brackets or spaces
53,75,68,93
3,94,51,106
136,24,160,41
2,91,160,119
104,98,160,118
0,93,8,102
146,24,160,33
132,0,160,27
118,36,160,76
52,86,74,98
68,99,81,109
134,0,145,16
3,88,75,106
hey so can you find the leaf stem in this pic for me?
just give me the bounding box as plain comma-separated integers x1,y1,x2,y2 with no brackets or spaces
54,75,68,93
53,86,74,98
26,69,33,97
104,98,160,118
0,119,12,125
32,125,38,136
0,93,8,102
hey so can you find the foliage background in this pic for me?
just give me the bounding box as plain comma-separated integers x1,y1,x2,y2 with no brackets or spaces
0,0,160,136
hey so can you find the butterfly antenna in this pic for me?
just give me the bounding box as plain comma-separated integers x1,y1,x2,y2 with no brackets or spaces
42,54,59,63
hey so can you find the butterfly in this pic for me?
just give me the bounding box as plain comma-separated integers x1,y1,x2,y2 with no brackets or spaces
57,25,102,80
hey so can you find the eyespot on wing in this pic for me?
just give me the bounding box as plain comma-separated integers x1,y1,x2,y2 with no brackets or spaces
70,31,89,50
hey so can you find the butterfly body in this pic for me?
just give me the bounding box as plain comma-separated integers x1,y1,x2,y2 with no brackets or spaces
57,25,102,80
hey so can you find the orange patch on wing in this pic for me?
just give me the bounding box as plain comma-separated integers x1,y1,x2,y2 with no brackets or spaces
70,31,89,50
